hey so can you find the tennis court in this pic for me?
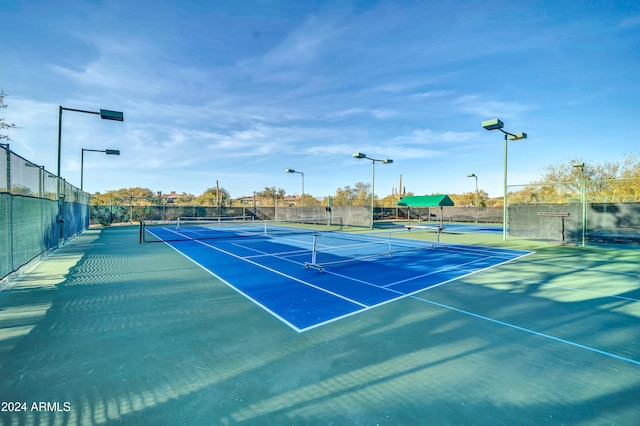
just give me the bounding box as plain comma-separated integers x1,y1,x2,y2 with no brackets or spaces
1,223,639,424
141,218,531,331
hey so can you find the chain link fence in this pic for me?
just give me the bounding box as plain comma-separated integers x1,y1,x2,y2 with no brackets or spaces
88,178,640,247
508,179,640,246
1,145,90,281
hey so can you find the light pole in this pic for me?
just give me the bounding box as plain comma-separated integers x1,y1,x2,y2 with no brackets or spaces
482,119,527,240
57,106,123,246
81,148,120,190
573,162,586,247
285,169,305,208
466,173,478,223
353,152,393,229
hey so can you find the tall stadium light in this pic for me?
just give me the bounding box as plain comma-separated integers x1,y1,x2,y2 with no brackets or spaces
466,173,479,223
81,148,121,190
573,162,586,247
352,152,393,229
285,169,305,208
57,106,124,246
482,118,527,240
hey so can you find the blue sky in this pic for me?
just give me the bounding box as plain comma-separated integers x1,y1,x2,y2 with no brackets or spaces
2,0,639,199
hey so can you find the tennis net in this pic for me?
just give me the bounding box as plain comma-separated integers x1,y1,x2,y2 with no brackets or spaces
304,230,443,272
139,216,343,243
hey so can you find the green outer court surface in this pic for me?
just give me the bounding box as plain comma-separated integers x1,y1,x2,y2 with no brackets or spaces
1,225,639,424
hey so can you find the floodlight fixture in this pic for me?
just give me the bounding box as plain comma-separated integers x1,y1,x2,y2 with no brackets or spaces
285,168,305,208
352,152,394,229
508,132,527,140
481,117,527,240
81,148,122,190
100,109,124,121
482,118,504,131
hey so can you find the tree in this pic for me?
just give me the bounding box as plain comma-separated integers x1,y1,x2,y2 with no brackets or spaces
333,185,355,206
352,182,372,206
379,194,399,207
485,197,504,207
91,187,157,205
333,182,372,206
171,192,197,205
0,90,19,141
510,154,640,203
256,186,286,201
450,190,489,208
196,187,230,206
300,193,321,206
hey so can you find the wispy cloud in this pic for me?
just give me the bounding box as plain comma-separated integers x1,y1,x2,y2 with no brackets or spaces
388,129,476,146
454,95,533,119
307,128,478,162
326,107,398,120
618,15,640,28
409,91,452,99
241,14,347,71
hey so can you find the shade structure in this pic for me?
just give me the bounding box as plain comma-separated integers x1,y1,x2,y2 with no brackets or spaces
397,194,454,207
397,194,454,229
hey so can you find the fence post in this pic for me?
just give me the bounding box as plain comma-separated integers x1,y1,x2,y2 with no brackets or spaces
3,143,10,193
3,145,15,273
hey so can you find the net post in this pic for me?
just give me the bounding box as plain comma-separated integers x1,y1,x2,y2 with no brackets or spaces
139,221,144,243
311,234,318,265
304,234,323,272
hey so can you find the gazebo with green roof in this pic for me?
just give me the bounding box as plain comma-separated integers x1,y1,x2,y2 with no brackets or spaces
397,194,454,228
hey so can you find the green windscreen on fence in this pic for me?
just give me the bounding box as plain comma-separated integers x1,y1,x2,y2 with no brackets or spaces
1,145,90,281
508,181,640,245
0,194,11,277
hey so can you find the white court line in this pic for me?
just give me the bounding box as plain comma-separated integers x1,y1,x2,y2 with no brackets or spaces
383,257,494,288
385,250,534,288
232,241,408,296
153,229,538,333
157,242,303,332
192,239,369,309
242,247,310,259
411,295,640,366
230,242,312,264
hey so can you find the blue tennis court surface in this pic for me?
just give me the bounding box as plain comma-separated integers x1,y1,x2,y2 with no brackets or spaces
150,226,532,332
